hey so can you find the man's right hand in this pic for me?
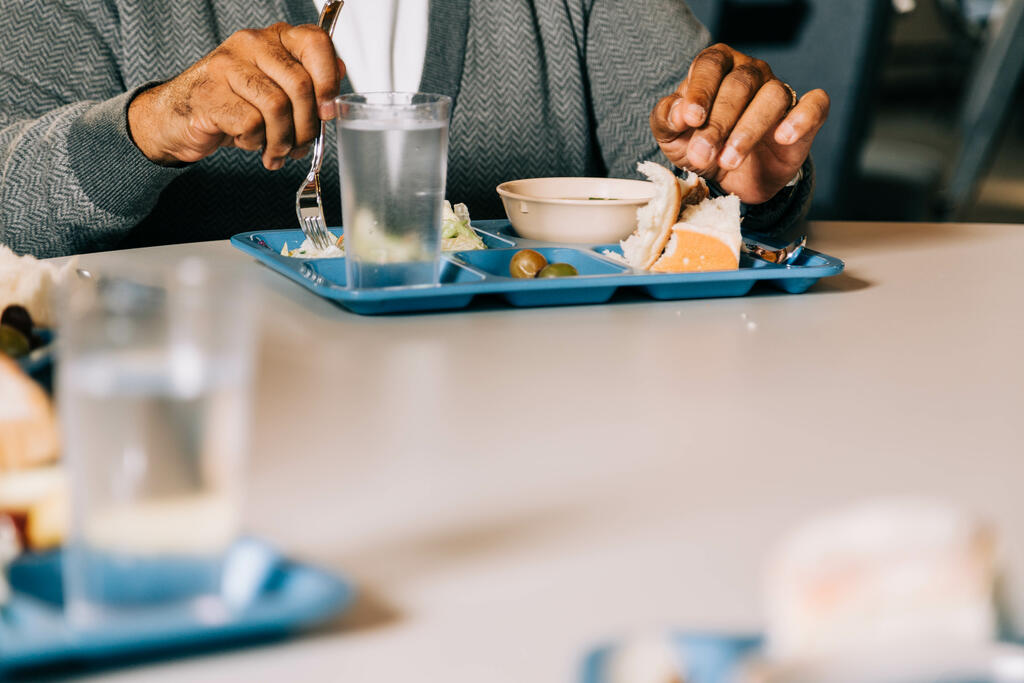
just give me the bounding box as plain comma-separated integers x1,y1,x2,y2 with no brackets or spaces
127,23,344,170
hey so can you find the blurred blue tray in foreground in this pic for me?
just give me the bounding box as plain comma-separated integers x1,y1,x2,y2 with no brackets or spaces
581,632,762,683
581,631,1024,683
0,538,354,675
230,220,845,315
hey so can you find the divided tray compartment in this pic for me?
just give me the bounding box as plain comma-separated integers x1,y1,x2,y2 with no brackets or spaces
230,219,844,315
451,247,628,307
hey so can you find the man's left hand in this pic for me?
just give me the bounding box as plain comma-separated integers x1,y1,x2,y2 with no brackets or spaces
650,43,830,205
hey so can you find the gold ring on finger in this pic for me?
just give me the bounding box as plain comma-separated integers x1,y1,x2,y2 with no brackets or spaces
782,82,798,110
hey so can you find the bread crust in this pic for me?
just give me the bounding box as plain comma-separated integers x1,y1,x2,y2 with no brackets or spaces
621,162,684,270
651,224,741,273
680,173,710,205
649,193,742,274
622,164,714,270
0,465,68,550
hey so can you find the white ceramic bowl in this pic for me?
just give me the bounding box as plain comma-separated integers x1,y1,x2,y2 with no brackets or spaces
496,177,654,244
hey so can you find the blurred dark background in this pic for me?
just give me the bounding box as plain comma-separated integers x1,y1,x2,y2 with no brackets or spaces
687,0,1024,223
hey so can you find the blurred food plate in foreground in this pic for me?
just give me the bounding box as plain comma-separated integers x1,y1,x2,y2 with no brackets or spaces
582,499,1024,683
0,538,353,676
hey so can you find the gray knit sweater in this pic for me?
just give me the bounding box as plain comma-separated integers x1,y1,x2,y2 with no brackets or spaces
0,0,811,258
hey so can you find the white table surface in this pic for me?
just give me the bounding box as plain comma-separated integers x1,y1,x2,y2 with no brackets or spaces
68,220,1024,682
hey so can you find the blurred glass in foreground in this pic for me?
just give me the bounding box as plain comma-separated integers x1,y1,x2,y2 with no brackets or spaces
56,258,256,627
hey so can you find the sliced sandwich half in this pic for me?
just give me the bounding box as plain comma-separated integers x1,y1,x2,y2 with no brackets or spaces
651,194,742,273
621,163,702,270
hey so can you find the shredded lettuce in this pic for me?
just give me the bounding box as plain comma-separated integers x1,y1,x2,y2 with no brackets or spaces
278,202,485,258
280,231,344,258
441,201,486,252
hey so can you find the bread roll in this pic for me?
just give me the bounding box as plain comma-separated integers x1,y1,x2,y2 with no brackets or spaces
651,195,742,274
26,486,68,550
0,465,68,550
680,173,709,206
0,355,59,472
621,162,685,270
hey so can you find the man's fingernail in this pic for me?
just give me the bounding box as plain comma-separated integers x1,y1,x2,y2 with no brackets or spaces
689,137,714,166
268,157,285,170
720,146,742,169
686,104,706,126
318,101,336,120
778,123,797,144
669,100,687,130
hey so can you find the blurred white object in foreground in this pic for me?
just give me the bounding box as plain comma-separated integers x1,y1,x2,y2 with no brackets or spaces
83,493,239,556
748,498,1015,682
605,634,685,683
765,499,997,658
741,641,1024,683
0,243,77,327
0,515,21,605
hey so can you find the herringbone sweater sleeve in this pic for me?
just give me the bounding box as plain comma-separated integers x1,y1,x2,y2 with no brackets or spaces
0,1,184,258
584,0,709,180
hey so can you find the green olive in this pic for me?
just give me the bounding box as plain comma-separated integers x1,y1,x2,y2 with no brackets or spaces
1,305,33,339
0,324,31,358
537,262,579,278
509,249,548,279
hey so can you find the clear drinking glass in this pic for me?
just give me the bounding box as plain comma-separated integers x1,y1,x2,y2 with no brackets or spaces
335,92,451,289
56,258,257,626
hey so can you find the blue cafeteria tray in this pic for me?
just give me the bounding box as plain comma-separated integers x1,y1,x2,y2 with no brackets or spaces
230,220,845,315
0,539,354,675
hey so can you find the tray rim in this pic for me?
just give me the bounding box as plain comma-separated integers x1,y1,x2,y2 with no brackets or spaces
230,220,844,310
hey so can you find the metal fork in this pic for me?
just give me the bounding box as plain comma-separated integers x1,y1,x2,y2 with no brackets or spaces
295,0,344,250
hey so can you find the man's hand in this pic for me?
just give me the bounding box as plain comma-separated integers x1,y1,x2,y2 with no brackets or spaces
128,23,344,170
650,43,830,205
